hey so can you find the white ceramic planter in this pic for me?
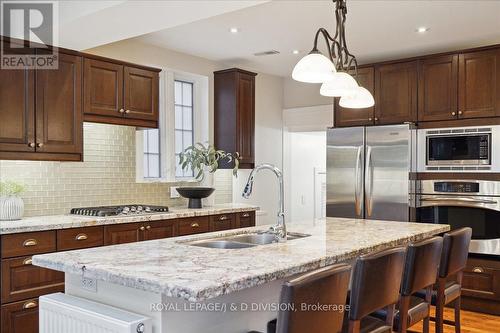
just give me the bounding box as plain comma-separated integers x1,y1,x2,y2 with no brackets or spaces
0,196,24,221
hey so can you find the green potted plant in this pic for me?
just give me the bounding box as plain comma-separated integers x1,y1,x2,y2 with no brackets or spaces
177,143,239,208
0,181,25,220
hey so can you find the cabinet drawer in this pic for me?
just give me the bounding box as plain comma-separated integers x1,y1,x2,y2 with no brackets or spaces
2,231,56,258
178,217,210,236
57,226,104,251
1,256,64,303
462,257,500,301
209,214,235,232
238,211,256,228
2,298,39,333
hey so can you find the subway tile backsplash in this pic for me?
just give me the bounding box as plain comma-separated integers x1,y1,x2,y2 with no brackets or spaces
0,123,232,217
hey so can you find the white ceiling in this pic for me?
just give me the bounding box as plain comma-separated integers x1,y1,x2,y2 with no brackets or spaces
136,0,500,77
56,1,267,50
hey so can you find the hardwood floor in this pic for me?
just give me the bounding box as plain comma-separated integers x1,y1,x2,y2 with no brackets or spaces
409,307,500,333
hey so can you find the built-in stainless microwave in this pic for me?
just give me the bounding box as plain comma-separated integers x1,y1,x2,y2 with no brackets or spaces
416,126,500,172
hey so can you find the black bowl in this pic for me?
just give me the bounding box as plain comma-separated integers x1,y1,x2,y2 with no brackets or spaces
176,187,215,209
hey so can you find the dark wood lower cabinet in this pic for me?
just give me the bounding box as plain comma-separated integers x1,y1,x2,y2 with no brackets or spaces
0,211,256,333
461,256,500,315
2,299,39,333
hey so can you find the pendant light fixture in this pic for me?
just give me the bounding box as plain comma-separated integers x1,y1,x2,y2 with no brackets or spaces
292,0,374,108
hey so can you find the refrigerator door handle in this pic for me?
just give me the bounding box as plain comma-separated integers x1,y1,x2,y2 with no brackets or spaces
365,146,374,217
354,146,363,216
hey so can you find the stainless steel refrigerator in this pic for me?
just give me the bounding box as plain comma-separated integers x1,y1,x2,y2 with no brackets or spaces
326,124,416,221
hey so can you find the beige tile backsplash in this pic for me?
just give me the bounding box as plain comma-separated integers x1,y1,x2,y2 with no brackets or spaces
0,123,232,217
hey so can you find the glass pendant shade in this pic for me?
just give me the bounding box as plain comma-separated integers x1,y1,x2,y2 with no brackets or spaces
292,51,336,83
320,72,358,97
339,86,375,108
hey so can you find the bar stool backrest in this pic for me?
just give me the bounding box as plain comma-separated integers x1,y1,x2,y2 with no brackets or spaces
276,264,351,333
438,228,472,279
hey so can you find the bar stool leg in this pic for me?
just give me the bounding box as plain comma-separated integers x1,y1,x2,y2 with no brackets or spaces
454,297,461,333
435,279,446,333
398,296,410,333
423,286,432,333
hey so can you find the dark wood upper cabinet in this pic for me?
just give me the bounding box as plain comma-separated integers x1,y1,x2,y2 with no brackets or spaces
459,49,500,119
418,55,459,122
124,66,159,122
375,61,418,125
83,59,159,128
0,55,35,153
35,51,83,155
334,66,375,127
214,68,257,169
83,59,123,118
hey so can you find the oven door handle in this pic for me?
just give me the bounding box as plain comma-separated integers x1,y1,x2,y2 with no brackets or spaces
419,197,498,205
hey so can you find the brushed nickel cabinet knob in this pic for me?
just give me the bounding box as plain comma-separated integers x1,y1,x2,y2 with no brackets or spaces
36,143,44,148
28,142,35,148
368,117,373,121
146,225,151,230
119,108,125,113
458,110,463,115
125,109,131,114
451,112,456,116
374,117,379,121
139,226,145,231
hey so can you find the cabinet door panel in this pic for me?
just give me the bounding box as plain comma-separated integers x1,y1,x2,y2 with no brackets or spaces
459,50,500,119
375,61,418,124
104,223,143,245
237,73,255,166
35,52,82,154
1,256,64,303
124,66,159,122
145,220,176,241
418,55,459,122
209,214,235,232
238,211,256,228
0,54,35,152
84,59,123,117
2,299,39,333
334,67,375,127
178,217,210,236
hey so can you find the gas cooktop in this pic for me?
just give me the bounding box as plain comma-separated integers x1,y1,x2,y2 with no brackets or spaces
70,205,169,217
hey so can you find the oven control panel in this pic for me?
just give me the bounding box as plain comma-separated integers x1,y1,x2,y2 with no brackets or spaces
434,182,480,193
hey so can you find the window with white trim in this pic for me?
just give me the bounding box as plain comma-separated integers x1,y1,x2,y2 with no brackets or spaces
136,69,209,183
174,81,194,178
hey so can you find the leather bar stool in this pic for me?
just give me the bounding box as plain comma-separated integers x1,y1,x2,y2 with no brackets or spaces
342,246,406,333
249,263,351,333
421,227,472,333
374,236,443,333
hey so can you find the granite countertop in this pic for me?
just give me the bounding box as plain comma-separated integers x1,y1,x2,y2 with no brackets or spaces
33,218,449,302
0,204,259,234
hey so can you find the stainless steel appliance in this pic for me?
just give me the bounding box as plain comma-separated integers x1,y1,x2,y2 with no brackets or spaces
416,180,500,256
417,125,500,172
327,124,416,221
70,205,169,217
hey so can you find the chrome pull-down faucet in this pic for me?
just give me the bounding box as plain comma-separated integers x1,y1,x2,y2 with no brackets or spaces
242,164,286,242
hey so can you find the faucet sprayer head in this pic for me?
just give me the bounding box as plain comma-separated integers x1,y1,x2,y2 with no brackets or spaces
242,178,254,199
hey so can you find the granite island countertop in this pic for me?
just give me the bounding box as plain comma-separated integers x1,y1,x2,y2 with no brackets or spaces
0,203,259,234
33,218,449,302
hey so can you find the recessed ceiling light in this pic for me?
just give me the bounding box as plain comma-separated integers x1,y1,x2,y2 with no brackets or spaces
292,50,300,55
229,27,239,34
416,27,429,33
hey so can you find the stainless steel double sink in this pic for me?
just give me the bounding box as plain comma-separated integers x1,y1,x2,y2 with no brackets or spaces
186,232,311,249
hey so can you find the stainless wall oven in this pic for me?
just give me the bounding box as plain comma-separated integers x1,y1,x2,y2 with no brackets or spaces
416,180,500,256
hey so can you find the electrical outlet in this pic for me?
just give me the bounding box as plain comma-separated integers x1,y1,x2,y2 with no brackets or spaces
81,277,97,293
170,187,180,198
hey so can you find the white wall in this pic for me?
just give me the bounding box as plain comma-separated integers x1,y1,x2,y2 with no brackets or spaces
283,78,333,109
232,74,284,226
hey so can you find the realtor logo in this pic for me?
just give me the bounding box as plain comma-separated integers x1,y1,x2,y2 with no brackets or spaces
1,1,59,69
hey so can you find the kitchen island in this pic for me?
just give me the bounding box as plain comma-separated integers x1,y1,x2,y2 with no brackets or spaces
33,218,449,333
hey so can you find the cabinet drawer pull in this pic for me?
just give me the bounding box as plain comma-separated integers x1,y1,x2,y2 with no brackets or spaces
242,213,250,218
374,117,379,121
458,110,463,115
119,108,125,113
125,109,131,114
22,301,37,310
23,239,38,247
36,143,44,148
75,233,88,241
219,216,228,221
146,225,151,230
368,117,373,121
139,226,145,231
23,258,33,265
28,142,35,148
472,267,484,273
191,223,200,228
451,111,456,116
